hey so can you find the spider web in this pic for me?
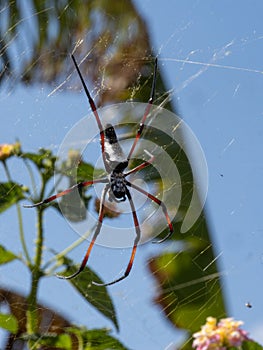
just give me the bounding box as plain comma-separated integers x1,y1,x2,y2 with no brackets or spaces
1,1,263,349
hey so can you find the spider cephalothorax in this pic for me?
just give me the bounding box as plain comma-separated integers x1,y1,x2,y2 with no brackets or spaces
24,54,174,286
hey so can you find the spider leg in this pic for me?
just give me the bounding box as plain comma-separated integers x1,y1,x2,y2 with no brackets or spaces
126,58,157,163
93,188,140,287
23,178,108,208
71,55,108,170
56,184,110,280
124,150,155,177
126,180,173,243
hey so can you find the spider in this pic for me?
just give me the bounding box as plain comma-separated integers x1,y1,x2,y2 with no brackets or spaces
24,55,174,286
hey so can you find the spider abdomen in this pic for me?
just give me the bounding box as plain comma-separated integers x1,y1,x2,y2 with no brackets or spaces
110,172,127,201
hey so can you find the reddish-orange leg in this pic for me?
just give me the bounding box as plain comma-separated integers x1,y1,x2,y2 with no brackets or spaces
24,178,108,208
71,55,110,172
56,184,110,280
126,180,174,243
93,188,140,287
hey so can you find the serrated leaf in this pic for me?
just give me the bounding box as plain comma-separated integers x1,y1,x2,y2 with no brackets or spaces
68,327,128,349
59,259,119,331
22,149,57,181
0,182,26,213
56,151,104,182
77,162,105,182
37,333,71,349
22,149,56,168
0,313,18,334
59,161,95,182
0,245,18,265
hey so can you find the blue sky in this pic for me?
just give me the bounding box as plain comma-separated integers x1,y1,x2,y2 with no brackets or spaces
1,1,263,349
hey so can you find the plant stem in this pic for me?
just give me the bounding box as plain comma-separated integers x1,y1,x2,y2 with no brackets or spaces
26,206,44,342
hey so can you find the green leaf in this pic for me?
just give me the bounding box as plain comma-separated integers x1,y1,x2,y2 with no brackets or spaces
0,245,18,265
37,333,71,349
22,149,57,181
22,149,56,169
0,182,26,213
59,259,119,331
59,159,96,182
242,340,263,350
68,327,128,350
0,313,18,334
57,156,105,188
77,162,105,182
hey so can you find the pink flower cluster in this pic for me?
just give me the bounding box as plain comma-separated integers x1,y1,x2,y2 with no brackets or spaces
192,317,249,350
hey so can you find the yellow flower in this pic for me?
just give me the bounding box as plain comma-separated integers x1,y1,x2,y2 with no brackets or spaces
0,142,21,161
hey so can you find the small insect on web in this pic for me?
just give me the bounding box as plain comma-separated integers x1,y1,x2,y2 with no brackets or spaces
24,55,174,286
